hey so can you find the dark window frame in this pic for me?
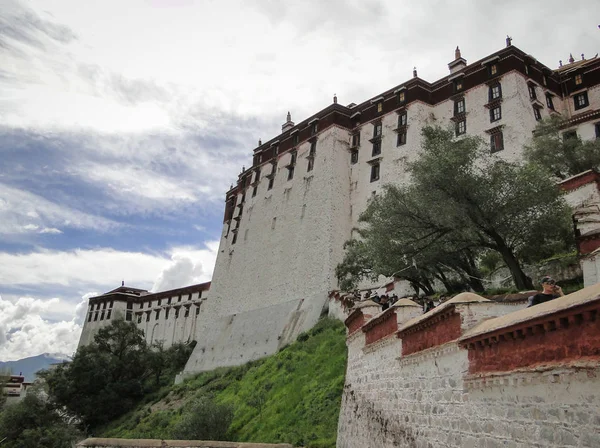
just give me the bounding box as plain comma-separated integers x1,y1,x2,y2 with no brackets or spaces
351,149,359,164
454,98,465,116
490,132,504,153
396,132,407,146
595,123,600,139
546,94,554,110
574,92,589,110
370,163,380,182
489,83,502,101
533,106,542,121
490,106,501,122
372,140,382,156
528,84,537,100
456,120,466,136
398,112,407,127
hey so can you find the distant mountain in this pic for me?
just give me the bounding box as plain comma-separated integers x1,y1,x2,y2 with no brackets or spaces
0,353,71,382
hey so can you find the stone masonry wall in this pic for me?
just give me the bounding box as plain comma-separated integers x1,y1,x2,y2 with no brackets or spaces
77,438,292,448
337,285,600,448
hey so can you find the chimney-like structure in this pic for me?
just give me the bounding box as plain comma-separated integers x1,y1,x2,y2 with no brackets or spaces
448,46,467,74
282,112,294,132
413,67,418,78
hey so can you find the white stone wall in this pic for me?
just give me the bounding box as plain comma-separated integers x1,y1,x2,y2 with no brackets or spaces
582,253,600,287
78,301,128,348
338,334,600,448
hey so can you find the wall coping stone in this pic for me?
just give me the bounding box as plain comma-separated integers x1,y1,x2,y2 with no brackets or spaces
396,340,461,367
363,333,398,353
459,282,600,344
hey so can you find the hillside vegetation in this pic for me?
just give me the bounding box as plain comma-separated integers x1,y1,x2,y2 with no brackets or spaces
99,317,348,448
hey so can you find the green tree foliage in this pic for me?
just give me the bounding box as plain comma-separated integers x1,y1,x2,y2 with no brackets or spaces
337,126,573,292
40,318,194,431
524,116,600,179
0,388,81,448
171,395,233,441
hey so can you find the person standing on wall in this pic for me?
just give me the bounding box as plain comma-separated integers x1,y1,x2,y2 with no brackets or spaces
527,276,564,307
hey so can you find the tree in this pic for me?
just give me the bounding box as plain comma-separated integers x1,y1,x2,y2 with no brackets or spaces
524,116,600,179
40,318,152,429
0,388,81,448
337,126,573,292
171,395,233,441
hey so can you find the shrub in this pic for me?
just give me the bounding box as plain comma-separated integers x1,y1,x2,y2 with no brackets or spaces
170,395,234,441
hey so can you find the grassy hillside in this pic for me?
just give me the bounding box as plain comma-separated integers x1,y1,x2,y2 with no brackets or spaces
99,318,347,448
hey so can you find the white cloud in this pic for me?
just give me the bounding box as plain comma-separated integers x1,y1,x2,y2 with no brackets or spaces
0,294,82,361
152,242,219,292
0,182,120,235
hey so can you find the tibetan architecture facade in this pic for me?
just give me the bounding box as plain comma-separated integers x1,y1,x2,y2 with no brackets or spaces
79,40,600,376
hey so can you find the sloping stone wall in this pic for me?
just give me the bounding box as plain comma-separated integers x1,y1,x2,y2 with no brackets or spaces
337,285,600,448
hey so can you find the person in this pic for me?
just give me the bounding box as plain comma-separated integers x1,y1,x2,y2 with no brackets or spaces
380,295,390,311
527,276,564,307
424,299,435,313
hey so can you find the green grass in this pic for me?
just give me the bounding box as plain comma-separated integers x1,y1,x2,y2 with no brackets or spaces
99,318,347,448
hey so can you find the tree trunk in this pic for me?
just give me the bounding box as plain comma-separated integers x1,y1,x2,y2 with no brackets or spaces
494,242,533,290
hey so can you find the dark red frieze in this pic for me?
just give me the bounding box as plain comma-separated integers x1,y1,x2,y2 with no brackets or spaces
579,233,600,255
461,300,600,374
345,309,366,335
88,282,211,306
363,308,398,345
559,169,600,192
398,307,462,356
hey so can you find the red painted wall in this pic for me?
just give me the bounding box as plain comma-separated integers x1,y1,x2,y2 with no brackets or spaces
400,312,462,356
365,312,398,345
466,309,600,374
346,311,365,335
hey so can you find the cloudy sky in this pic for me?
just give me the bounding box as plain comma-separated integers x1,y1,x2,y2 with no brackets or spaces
0,0,596,361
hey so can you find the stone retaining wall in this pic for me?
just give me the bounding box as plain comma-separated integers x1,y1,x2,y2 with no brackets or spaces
337,285,600,448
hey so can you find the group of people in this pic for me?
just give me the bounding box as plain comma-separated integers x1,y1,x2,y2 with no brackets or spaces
351,275,565,315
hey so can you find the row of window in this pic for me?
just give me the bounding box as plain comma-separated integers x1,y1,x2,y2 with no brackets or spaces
90,300,114,311
88,309,112,322
139,292,200,309
136,305,200,323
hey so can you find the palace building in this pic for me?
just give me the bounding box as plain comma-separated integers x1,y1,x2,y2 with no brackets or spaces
78,40,600,376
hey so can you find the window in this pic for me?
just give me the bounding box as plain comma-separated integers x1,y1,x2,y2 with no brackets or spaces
377,102,383,113
87,313,92,322
146,312,150,322
157,299,161,306
456,120,466,136
287,151,297,180
310,122,318,135
543,75,547,86
397,132,407,146
106,310,111,320
100,311,105,320
563,131,577,141
398,91,405,103
252,185,258,197
490,106,501,122
110,300,113,308
596,123,600,139
127,310,133,322
178,295,182,302
490,132,504,153
167,297,172,305
454,80,463,92
351,132,360,147
102,302,107,309
155,310,160,320
351,149,358,164
137,314,142,324
398,112,407,127
310,141,316,156
175,308,180,319
196,306,200,316
165,308,170,319
287,166,294,180
370,163,380,182
139,303,143,309
372,140,381,156
374,123,382,137
489,83,502,101
454,99,465,116
307,158,314,172
533,106,542,121
147,301,151,308
546,95,554,110
185,307,190,318
575,74,583,85
292,134,299,145
574,92,589,110
528,84,537,100
489,64,498,76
